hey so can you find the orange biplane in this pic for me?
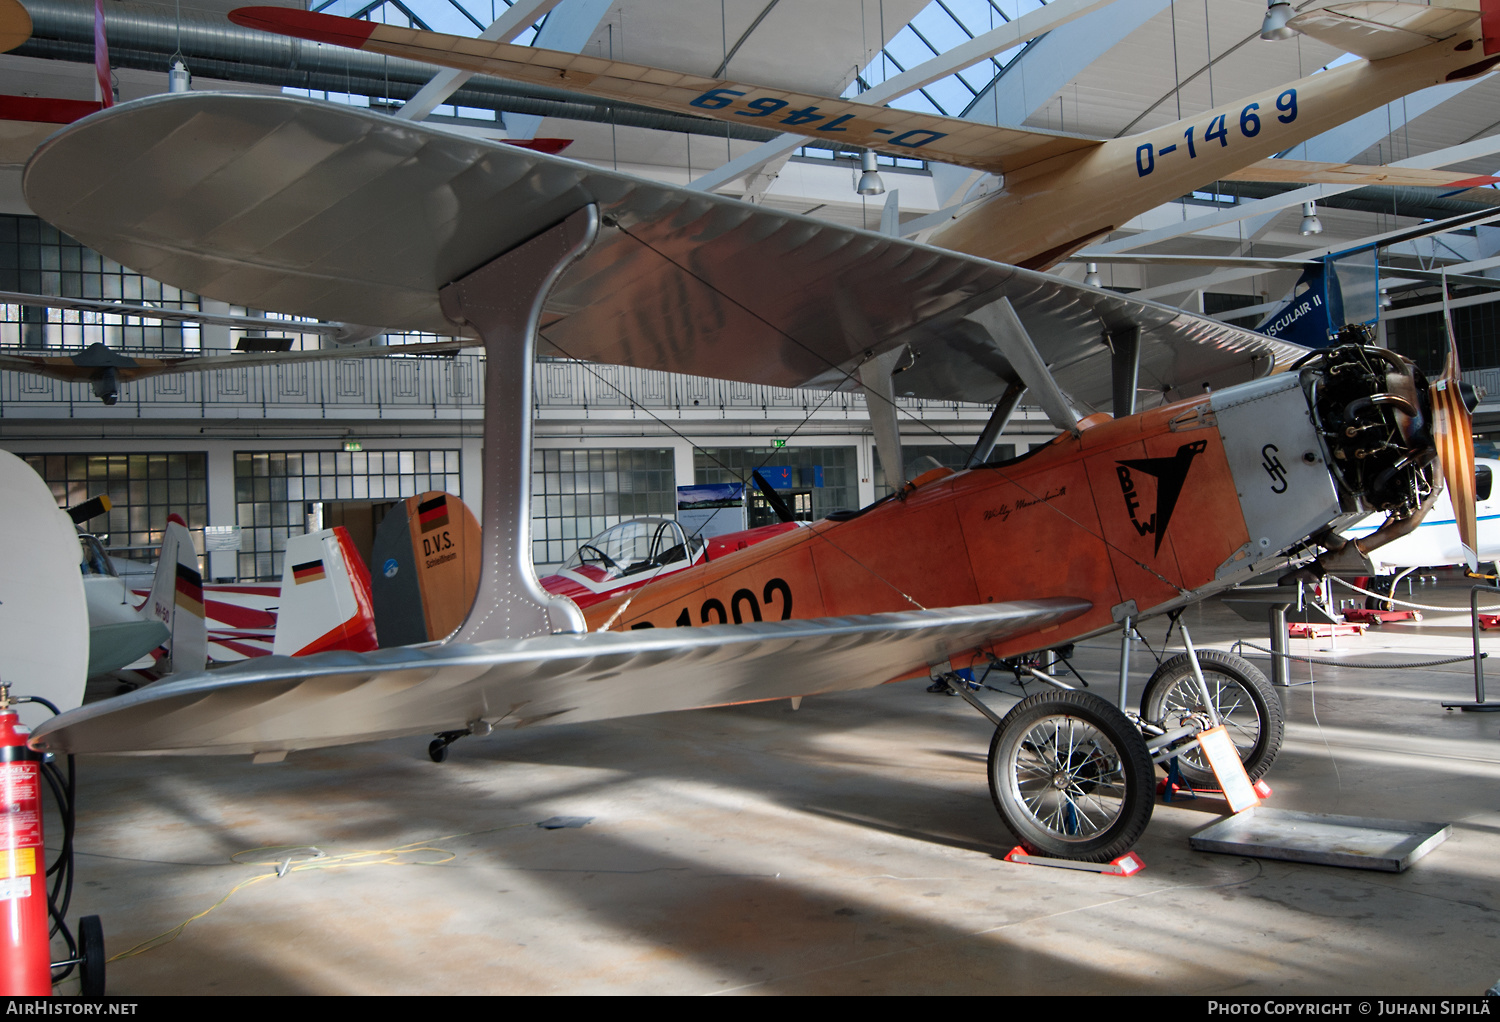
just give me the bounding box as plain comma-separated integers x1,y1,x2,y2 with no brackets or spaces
18,92,1475,862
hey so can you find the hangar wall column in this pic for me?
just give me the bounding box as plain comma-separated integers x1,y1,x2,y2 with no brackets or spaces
670,439,694,505
460,435,483,522
200,299,232,352
205,441,236,582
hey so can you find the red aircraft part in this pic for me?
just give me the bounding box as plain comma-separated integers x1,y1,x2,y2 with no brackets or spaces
584,399,1251,663
539,521,801,610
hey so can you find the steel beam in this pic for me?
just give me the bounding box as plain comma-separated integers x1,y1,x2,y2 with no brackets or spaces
500,0,614,140
395,0,564,122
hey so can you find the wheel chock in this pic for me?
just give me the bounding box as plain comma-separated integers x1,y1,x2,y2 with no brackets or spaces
1288,622,1367,639
1004,847,1145,876
1159,776,1273,802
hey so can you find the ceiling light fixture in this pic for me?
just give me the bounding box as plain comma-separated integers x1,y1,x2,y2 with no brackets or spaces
1299,200,1324,235
1083,263,1101,287
1260,1,1296,40
856,150,886,196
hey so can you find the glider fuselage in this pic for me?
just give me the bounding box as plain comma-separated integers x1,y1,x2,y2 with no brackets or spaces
929,29,1494,268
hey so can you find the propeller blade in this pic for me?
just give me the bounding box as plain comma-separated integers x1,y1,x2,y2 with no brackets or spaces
1433,274,1478,570
66,493,111,525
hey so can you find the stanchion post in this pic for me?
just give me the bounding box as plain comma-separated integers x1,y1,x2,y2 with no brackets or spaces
1269,603,1290,688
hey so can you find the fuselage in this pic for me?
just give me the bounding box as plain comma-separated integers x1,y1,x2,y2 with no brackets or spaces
583,395,1257,659
929,28,1494,268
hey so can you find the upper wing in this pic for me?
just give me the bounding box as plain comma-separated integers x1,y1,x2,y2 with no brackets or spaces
1287,1,1482,59
30,598,1089,756
1223,158,1500,189
227,6,1098,177
23,92,1301,409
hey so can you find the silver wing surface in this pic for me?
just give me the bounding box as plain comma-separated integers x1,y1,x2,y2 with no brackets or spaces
23,93,1303,410
30,599,1088,757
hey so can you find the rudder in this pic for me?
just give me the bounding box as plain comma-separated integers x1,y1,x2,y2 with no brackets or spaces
271,526,379,656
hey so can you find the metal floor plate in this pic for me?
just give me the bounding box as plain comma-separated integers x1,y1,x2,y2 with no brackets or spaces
1189,807,1451,872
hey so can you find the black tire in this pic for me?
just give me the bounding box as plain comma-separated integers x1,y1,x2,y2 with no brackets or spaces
988,690,1154,862
1140,650,1283,785
1364,576,1396,611
78,915,105,998
428,739,449,763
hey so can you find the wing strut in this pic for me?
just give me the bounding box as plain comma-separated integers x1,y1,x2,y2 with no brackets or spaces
856,345,909,490
965,298,1081,436
437,206,598,642
1110,324,1141,418
966,381,1026,468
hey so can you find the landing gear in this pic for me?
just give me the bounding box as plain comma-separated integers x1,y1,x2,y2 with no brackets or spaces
988,690,1154,862
1364,569,1414,611
428,730,467,762
428,720,493,762
1140,650,1282,785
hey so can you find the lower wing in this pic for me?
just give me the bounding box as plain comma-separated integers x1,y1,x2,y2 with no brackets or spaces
30,598,1090,757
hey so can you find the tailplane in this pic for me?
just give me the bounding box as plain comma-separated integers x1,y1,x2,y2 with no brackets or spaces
271,527,379,656
141,513,207,674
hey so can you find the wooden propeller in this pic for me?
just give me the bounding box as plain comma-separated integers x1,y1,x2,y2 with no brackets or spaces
1432,272,1479,570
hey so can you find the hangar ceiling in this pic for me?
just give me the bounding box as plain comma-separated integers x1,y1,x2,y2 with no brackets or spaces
0,0,1495,313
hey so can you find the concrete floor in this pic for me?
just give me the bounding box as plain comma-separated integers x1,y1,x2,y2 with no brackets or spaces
46,582,1500,995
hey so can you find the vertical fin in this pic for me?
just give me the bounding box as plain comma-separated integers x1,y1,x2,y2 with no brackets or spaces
1483,0,1500,55
143,514,206,672
271,527,379,656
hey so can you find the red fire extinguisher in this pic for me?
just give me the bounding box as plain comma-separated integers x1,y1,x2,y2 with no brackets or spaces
1,685,51,995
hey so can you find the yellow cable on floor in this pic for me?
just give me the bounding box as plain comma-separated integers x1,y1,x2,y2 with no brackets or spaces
107,821,533,963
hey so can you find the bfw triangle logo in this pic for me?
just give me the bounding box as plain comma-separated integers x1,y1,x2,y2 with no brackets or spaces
1115,440,1207,555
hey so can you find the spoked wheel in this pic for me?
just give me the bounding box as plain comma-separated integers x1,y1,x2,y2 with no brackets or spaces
1140,650,1283,785
988,691,1154,862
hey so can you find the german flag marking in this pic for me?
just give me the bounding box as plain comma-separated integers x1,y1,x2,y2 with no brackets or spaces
418,494,449,533
292,559,327,585
174,563,205,616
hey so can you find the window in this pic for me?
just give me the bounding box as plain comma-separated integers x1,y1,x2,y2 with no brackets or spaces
22,452,208,557
873,443,992,499
532,448,676,567
695,447,857,528
0,215,200,351
235,449,462,580
1390,301,1500,374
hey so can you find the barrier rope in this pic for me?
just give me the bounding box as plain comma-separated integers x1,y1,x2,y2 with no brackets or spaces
1232,639,1482,670
1327,576,1500,613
